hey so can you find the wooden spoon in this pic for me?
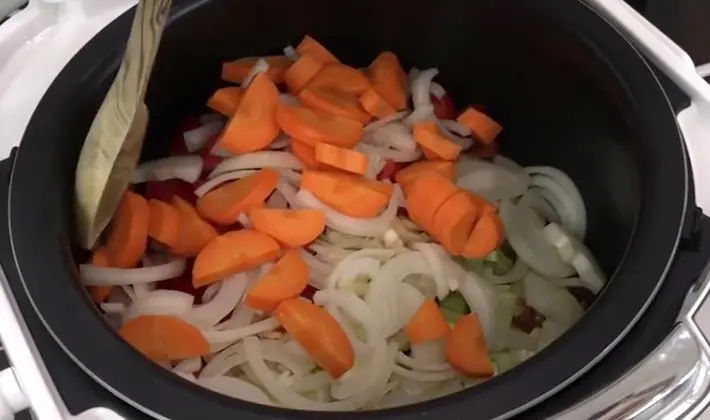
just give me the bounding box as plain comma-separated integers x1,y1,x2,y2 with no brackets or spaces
74,0,172,249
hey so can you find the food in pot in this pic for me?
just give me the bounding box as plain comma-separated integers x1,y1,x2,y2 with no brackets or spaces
78,35,605,410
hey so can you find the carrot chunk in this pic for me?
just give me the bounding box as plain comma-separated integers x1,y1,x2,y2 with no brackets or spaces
307,64,370,96
295,35,340,65
405,299,451,344
299,87,371,124
445,314,494,378
217,73,280,154
276,103,364,148
284,55,325,94
87,248,112,303
197,168,280,225
250,208,325,247
404,172,460,233
221,56,293,84
432,192,479,255
119,315,210,363
193,229,281,287
314,143,369,175
359,87,397,119
105,191,149,268
207,87,243,117
301,170,393,218
413,121,462,161
457,107,503,144
290,140,322,169
462,211,505,259
147,199,180,248
368,52,407,111
395,160,455,189
246,250,309,312
171,196,218,257
274,298,354,378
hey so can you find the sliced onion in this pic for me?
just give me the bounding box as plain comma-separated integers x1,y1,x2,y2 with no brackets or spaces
184,121,224,153
298,249,333,289
237,213,250,228
325,249,394,290
122,289,195,321
518,189,561,224
436,120,474,150
100,302,125,314
528,174,585,239
209,151,303,179
361,123,417,152
523,272,584,329
499,200,574,278
481,258,529,285
242,59,269,89
294,186,401,237
185,273,249,327
80,259,187,286
291,370,333,392
396,352,450,372
411,243,450,300
283,45,299,60
542,223,605,293
402,105,435,127
280,94,300,106
197,376,273,405
269,133,291,150
396,282,428,330
526,166,586,236
132,156,203,184
456,160,530,202
196,169,257,196
411,68,439,109
356,141,422,163
453,267,496,342
202,317,280,344
393,365,456,382
439,120,472,137
363,111,409,132
174,357,202,374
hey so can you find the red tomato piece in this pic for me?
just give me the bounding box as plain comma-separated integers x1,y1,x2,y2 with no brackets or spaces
432,94,456,120
471,141,499,159
376,159,406,181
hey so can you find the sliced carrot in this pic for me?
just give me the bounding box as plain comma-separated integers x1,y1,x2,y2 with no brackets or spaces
274,298,354,378
192,229,281,287
395,160,455,189
105,191,149,268
404,172,460,233
445,313,494,378
221,56,293,84
217,73,280,154
276,103,364,148
298,87,371,124
301,170,393,218
246,250,309,312
284,55,325,94
405,299,451,344
465,191,497,215
421,146,439,160
308,64,370,96
314,143,369,175
206,87,243,117
431,192,479,255
368,51,407,111
359,87,397,119
196,168,280,225
295,35,340,64
413,121,462,161
456,107,503,144
462,211,505,259
147,199,180,248
290,139,322,169
119,315,210,363
87,248,112,303
250,208,325,247
171,196,218,257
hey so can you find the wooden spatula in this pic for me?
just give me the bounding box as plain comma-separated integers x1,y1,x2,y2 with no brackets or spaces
74,0,172,249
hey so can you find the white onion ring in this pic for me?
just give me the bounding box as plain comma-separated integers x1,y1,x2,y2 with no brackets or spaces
173,357,202,374
80,259,187,286
436,120,474,150
450,264,496,342
242,59,269,88
393,365,456,382
269,133,291,150
411,68,439,109
439,120,472,137
122,289,195,322
183,121,224,153
197,376,273,405
527,168,587,239
481,258,529,285
542,223,605,293
518,189,561,224
132,156,203,184
184,273,249,327
363,111,409,132
325,249,395,290
456,160,530,202
396,352,451,373
411,243,450,300
202,317,280,344
361,123,418,153
209,151,303,179
280,94,300,106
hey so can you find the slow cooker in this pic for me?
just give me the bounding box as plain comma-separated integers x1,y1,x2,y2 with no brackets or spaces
1,0,710,419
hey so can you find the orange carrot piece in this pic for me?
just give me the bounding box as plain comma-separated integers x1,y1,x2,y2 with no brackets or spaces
193,229,281,287
246,250,309,312
206,87,243,117
359,87,397,119
395,160,455,189
276,103,364,148
221,56,293,84
274,298,354,378
290,139,322,169
405,299,451,344
295,35,340,64
368,51,407,111
284,55,325,94
87,248,112,303
147,199,180,248
197,168,280,225
421,146,439,160
105,191,149,268
462,211,505,259
413,121,462,161
405,172,460,233
119,315,210,363
445,313,494,378
465,192,497,215
456,107,503,144
298,87,371,124
432,192,479,255
301,170,393,218
217,73,280,154
250,208,325,247
171,196,218,257
307,64,371,96
314,143,369,175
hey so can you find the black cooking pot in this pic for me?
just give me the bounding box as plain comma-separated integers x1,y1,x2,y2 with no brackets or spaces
3,0,705,418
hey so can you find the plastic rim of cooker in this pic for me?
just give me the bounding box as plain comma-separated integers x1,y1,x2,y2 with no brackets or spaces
1,0,710,419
